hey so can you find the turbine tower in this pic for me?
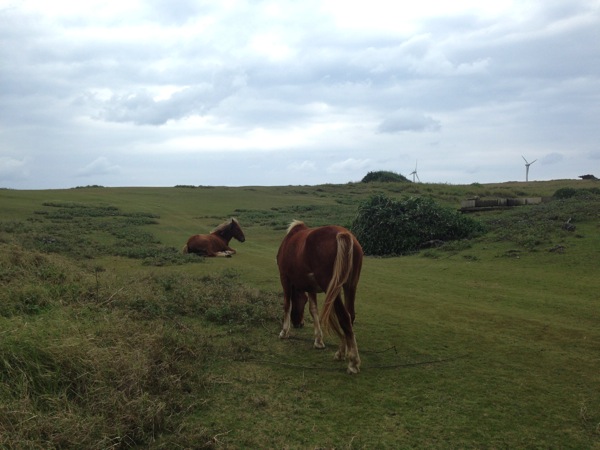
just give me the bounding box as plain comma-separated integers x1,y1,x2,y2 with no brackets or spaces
410,160,420,183
522,156,537,182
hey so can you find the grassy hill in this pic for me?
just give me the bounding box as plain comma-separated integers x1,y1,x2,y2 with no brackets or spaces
1,179,599,448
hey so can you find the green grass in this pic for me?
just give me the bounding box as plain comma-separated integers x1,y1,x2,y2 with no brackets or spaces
0,179,599,448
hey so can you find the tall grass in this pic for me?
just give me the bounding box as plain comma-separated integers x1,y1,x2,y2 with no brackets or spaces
0,242,280,448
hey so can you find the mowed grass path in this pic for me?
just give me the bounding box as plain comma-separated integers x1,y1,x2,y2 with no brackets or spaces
1,182,599,448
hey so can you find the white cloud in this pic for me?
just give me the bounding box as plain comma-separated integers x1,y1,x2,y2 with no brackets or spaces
77,157,121,177
0,157,29,182
321,0,515,35
289,160,317,171
328,158,371,173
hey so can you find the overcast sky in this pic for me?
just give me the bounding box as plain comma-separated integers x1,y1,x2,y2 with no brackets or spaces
1,0,599,189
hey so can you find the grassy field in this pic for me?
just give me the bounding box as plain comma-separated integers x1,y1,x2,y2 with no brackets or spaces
1,179,599,449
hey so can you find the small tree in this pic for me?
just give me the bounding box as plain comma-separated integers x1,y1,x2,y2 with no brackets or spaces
351,194,485,255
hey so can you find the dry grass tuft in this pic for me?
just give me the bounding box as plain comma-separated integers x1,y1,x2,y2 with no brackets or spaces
0,242,279,448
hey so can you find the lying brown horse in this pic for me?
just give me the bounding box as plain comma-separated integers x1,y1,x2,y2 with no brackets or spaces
183,218,245,257
277,220,363,374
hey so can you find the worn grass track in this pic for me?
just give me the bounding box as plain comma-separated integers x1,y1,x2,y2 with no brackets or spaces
0,180,599,448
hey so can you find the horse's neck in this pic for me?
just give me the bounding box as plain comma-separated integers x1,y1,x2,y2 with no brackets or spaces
213,231,231,244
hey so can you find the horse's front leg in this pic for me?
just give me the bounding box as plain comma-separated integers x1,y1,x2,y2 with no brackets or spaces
279,284,292,340
215,246,236,257
307,293,325,349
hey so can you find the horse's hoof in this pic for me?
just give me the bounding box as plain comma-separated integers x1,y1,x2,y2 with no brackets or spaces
346,365,360,375
314,340,325,349
279,330,289,339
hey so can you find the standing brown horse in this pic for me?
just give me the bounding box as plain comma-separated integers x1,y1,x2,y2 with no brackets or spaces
183,218,245,257
277,220,363,374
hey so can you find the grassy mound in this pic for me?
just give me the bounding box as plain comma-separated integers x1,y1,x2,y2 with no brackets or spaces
361,170,410,183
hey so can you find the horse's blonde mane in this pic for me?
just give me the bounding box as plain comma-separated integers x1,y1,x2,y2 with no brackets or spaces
286,219,305,234
212,218,239,233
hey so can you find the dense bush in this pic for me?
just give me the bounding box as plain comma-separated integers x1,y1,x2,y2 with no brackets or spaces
361,171,410,183
351,194,485,255
554,187,600,199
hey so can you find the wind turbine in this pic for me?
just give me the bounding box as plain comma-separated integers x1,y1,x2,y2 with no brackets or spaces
522,156,537,182
410,160,420,183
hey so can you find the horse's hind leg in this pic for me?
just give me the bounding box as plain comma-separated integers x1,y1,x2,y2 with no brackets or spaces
332,295,361,374
335,334,360,374
307,293,325,349
343,284,357,324
345,335,361,374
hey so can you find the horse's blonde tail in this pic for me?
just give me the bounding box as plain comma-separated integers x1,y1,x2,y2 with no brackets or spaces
182,244,189,254
321,232,354,337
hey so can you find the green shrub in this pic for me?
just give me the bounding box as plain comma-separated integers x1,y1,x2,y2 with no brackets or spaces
554,187,600,199
554,187,578,199
351,194,485,255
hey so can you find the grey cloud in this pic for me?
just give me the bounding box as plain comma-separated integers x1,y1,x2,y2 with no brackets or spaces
541,153,564,165
98,78,241,125
378,111,441,133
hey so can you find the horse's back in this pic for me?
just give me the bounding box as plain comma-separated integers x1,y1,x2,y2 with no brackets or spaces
278,225,362,290
307,225,362,262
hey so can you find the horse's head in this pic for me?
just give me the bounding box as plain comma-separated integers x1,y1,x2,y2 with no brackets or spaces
290,290,308,328
229,218,245,242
